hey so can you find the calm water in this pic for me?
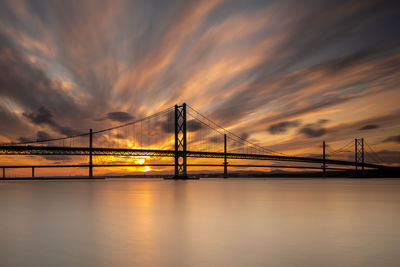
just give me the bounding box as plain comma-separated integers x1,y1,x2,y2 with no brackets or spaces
0,178,399,267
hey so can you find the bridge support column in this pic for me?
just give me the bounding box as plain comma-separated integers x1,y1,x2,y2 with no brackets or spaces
224,134,228,178
322,141,326,177
32,167,35,178
89,129,93,178
2,167,4,179
174,104,187,179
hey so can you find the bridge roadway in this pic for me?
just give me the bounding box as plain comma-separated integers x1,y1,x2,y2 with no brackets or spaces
0,145,383,169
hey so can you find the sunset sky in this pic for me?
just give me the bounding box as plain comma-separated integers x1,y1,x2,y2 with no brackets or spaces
0,0,399,175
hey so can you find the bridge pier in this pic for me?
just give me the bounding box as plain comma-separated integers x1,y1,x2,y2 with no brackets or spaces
2,167,4,179
32,167,35,178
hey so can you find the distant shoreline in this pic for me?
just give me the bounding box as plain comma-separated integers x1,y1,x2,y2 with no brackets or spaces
1,168,399,180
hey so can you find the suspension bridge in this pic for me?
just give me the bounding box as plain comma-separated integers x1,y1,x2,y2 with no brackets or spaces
0,103,390,179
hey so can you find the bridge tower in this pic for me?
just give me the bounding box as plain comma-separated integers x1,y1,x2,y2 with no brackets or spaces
89,129,93,178
174,103,187,179
224,134,228,178
355,138,364,177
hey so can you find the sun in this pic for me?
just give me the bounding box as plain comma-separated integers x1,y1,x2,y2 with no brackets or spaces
135,158,145,164
143,166,151,172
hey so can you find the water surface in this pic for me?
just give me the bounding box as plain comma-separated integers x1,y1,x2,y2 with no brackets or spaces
0,178,399,267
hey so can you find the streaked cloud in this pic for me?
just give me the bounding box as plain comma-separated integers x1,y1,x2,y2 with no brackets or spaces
383,135,400,143
0,0,399,168
359,124,379,131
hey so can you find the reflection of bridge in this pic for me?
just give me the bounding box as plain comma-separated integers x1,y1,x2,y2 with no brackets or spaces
0,104,387,179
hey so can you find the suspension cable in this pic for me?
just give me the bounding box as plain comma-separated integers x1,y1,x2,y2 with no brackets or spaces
186,104,286,155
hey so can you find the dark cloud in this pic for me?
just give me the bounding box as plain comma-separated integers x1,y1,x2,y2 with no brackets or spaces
105,112,134,122
299,126,327,138
268,120,300,134
298,120,328,138
383,135,400,143
359,124,379,131
23,106,81,136
23,106,53,125
37,131,51,141
57,126,81,136
187,119,203,132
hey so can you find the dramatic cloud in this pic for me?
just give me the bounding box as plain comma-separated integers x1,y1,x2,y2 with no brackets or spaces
0,45,89,120
383,135,400,143
268,121,300,134
0,0,399,167
359,124,379,130
105,112,134,122
23,106,53,125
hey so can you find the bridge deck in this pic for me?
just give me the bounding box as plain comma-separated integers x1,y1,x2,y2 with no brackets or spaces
0,145,383,169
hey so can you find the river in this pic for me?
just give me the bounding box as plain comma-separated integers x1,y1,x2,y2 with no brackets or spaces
0,178,399,266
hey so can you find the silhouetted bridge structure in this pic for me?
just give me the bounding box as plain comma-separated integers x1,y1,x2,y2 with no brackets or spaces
0,104,388,179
